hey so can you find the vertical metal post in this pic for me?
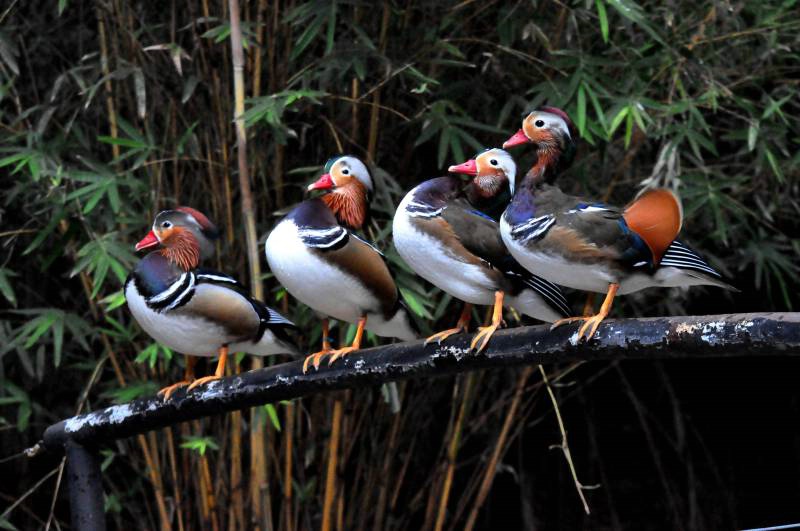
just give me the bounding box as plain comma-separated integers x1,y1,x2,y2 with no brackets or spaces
65,440,106,531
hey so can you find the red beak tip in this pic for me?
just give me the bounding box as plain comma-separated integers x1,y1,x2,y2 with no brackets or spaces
503,129,531,148
308,173,334,191
135,231,159,251
448,160,478,175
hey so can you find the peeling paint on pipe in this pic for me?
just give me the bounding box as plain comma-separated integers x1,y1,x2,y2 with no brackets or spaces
42,313,800,452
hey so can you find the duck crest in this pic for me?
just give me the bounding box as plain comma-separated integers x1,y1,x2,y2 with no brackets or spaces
322,181,369,230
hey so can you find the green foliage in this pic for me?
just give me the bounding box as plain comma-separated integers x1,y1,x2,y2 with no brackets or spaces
180,435,219,456
1,0,798,529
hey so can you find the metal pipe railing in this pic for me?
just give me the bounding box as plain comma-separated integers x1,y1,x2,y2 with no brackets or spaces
30,313,800,529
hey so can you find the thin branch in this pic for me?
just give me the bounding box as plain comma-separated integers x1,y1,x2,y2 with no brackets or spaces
539,364,595,515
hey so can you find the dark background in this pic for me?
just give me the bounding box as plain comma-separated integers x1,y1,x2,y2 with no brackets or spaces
1,0,798,529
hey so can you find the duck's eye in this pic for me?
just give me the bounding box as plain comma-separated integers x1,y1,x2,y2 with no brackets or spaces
161,221,172,229
341,168,350,175
534,120,545,127
490,159,498,166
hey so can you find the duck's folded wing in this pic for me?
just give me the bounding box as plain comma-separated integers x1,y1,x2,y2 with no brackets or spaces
192,270,296,335
444,202,570,316
517,202,649,267
441,199,509,266
312,229,400,316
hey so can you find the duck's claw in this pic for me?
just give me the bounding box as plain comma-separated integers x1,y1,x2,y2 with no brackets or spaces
550,316,588,331
577,314,606,341
327,346,359,366
424,326,466,346
158,380,193,401
469,322,501,353
549,314,607,342
186,375,222,391
303,349,331,373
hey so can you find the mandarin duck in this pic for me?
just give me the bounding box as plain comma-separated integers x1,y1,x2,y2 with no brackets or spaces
126,207,297,398
265,155,418,372
393,148,570,352
500,107,735,341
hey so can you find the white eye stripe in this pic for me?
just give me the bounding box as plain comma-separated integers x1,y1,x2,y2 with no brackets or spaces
532,112,571,139
478,149,516,194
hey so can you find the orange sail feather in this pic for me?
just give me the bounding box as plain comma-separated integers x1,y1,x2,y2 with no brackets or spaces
623,188,683,264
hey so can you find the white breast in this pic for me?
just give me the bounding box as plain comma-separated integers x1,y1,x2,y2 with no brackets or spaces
265,219,381,326
393,192,498,306
125,281,228,357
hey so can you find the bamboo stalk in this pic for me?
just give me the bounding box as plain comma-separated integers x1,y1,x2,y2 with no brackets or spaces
230,386,245,530
95,5,120,162
165,427,186,531
321,399,344,531
226,1,271,528
372,401,403,531
434,374,475,531
463,367,533,531
252,0,268,98
200,443,221,531
282,401,295,531
366,2,391,162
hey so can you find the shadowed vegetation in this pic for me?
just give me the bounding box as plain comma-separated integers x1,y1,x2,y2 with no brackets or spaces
1,0,798,529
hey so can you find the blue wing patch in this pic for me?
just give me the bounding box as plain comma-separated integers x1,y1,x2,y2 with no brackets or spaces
467,209,496,222
567,202,611,214
617,218,654,268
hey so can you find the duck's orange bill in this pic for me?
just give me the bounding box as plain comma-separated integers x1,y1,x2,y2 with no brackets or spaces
308,173,334,191
135,230,159,251
448,159,478,175
502,129,530,148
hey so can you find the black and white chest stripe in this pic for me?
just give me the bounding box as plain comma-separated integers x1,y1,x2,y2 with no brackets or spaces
138,271,241,314
298,225,349,250
298,224,384,257
144,272,196,312
509,214,556,243
405,200,445,219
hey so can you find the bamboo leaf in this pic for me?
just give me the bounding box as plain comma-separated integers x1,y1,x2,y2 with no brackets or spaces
264,404,281,431
576,84,587,136
595,0,609,43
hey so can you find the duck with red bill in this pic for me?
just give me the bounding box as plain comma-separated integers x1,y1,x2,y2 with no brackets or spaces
126,207,297,399
392,148,570,353
499,106,735,342
265,154,418,372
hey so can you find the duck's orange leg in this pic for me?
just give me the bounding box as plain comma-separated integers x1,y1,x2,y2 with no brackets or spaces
327,316,367,366
158,355,197,400
551,283,619,341
303,319,334,373
425,303,473,345
470,291,504,353
187,346,228,391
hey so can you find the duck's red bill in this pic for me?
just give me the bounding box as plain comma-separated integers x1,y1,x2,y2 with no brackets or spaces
135,230,159,251
308,173,334,191
448,159,478,175
502,129,530,148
